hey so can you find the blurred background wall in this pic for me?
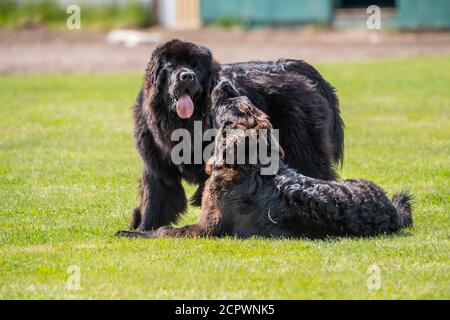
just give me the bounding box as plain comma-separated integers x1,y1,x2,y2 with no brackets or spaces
161,0,450,29
1,0,449,30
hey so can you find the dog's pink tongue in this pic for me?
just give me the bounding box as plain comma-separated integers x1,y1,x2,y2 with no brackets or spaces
176,94,194,119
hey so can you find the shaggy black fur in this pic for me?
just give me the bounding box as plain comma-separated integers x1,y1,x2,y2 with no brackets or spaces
116,81,412,239
129,39,344,231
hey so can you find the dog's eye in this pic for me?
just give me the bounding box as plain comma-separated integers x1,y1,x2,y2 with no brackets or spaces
191,62,201,72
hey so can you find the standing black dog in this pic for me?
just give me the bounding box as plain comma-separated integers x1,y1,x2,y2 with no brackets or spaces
129,39,344,231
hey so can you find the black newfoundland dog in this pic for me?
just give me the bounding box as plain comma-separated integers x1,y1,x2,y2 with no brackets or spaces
128,39,344,231
116,80,412,239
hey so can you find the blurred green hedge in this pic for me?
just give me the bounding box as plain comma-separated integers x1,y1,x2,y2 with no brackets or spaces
0,0,153,30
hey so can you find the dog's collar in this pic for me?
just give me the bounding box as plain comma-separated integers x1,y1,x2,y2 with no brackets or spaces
267,208,279,225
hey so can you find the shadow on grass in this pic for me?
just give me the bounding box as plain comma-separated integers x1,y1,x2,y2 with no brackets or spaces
113,228,414,243
240,228,414,243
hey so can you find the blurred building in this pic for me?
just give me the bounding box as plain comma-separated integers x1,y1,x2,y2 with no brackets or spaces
158,0,200,29
157,0,450,29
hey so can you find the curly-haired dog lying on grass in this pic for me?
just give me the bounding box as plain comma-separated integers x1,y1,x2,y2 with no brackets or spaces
116,81,412,239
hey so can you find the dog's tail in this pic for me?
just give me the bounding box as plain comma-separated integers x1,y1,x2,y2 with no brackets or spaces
392,191,413,228
281,59,344,166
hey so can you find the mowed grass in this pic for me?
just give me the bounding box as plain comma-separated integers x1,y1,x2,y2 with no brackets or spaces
0,57,449,299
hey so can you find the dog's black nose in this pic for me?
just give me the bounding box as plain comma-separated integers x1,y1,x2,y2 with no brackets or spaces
218,80,230,90
180,71,196,82
218,80,239,97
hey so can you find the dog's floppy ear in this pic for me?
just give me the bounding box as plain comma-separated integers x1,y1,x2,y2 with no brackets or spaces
205,156,216,175
207,126,247,170
144,41,171,91
208,60,221,94
252,110,284,161
257,127,285,162
146,48,163,86
143,46,165,108
223,127,248,150
150,56,162,85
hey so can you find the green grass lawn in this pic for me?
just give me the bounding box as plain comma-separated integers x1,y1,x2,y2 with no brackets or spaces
0,57,449,299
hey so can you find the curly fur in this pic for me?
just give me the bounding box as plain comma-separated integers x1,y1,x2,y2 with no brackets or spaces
116,81,411,239
271,167,413,237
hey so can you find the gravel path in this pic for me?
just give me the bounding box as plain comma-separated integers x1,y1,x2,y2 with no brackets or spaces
1,27,449,74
